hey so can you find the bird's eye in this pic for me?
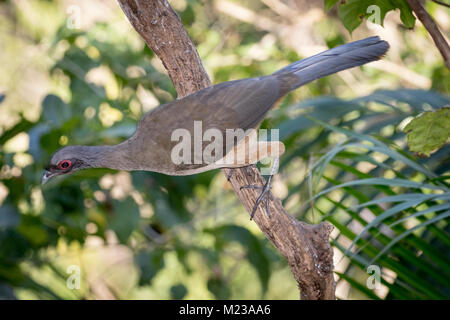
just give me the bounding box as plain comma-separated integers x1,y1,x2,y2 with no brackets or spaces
58,160,72,170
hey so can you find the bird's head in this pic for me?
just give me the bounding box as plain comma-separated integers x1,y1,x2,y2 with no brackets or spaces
42,146,92,184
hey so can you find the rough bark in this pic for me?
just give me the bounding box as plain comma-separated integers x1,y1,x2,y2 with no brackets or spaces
117,0,335,300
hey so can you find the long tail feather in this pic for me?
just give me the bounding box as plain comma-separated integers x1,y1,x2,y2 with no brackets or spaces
273,36,389,91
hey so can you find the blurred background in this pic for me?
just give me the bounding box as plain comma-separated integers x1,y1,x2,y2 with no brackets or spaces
0,0,449,299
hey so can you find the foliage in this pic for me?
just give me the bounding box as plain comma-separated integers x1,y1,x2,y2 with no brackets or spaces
325,0,416,33
277,88,450,298
404,107,450,157
0,0,448,300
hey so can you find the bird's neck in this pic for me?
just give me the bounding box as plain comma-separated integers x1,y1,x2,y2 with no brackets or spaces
83,143,137,171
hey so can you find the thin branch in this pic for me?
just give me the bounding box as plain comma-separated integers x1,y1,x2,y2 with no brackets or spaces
406,0,450,69
431,0,450,9
117,0,336,300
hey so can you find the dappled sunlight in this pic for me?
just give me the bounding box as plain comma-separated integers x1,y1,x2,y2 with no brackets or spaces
0,0,448,301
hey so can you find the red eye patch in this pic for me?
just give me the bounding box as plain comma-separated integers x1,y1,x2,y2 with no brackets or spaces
58,160,72,170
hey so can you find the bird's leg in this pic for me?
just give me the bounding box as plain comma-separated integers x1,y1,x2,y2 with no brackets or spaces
240,174,274,219
240,157,279,220
226,168,234,182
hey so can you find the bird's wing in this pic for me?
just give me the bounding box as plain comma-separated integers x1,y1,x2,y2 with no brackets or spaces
142,76,281,131
130,76,282,174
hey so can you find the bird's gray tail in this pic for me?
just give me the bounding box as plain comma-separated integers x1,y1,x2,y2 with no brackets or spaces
273,36,389,92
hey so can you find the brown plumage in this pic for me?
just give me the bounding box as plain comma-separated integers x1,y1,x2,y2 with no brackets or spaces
43,36,389,183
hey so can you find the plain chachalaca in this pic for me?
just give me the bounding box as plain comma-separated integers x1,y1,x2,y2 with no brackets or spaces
43,36,389,215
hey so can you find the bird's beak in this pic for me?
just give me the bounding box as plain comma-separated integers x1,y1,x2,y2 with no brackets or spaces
42,170,55,185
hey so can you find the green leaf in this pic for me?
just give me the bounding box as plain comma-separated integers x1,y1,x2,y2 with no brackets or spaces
180,4,195,26
345,194,440,254
109,197,140,243
371,210,450,263
0,118,34,146
170,284,188,299
391,0,416,28
205,225,270,294
41,94,71,127
338,0,367,34
337,0,395,33
207,277,230,299
324,0,339,11
334,0,416,33
351,193,443,210
335,271,380,299
325,214,432,299
307,116,437,178
17,216,49,247
389,202,450,228
404,107,450,157
135,249,165,285
325,207,448,299
310,178,445,203
0,205,20,229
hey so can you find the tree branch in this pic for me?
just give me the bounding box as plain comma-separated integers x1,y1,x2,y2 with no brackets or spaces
430,0,450,9
117,0,335,300
406,0,450,69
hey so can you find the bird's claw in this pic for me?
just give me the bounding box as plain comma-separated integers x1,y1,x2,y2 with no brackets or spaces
240,175,273,220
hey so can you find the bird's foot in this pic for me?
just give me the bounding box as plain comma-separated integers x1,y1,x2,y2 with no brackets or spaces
229,158,279,219
239,157,279,220
240,174,273,220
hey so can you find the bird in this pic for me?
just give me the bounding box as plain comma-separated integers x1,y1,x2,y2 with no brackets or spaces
43,36,389,217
